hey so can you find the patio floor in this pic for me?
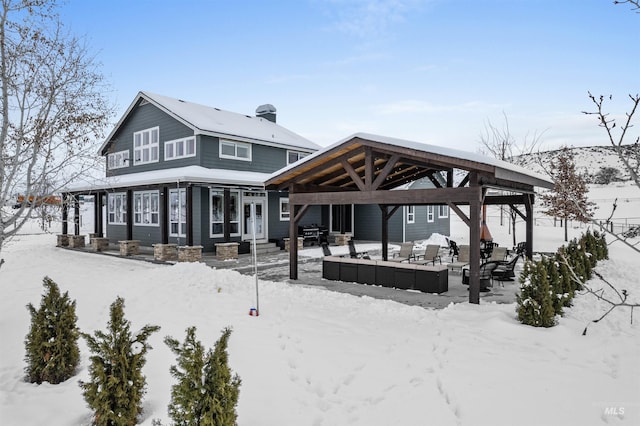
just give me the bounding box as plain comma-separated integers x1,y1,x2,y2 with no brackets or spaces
64,244,521,310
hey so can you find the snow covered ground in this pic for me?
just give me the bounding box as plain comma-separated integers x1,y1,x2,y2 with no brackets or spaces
1,183,639,425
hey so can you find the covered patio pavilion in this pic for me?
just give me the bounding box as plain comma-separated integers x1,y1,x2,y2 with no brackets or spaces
265,133,553,304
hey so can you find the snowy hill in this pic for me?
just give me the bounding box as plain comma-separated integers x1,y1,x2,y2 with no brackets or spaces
515,145,636,183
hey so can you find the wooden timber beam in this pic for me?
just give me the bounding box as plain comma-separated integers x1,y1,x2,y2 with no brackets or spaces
289,186,480,206
371,154,401,189
340,158,366,191
448,202,470,227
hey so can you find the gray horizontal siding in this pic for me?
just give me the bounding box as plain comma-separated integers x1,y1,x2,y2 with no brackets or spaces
105,101,196,177
267,192,323,240
199,135,290,173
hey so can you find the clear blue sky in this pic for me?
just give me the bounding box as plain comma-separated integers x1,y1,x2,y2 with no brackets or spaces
59,0,639,152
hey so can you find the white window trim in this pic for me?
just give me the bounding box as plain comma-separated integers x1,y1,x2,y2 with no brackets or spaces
406,205,415,224
108,192,127,225
165,137,196,161
133,126,159,165
438,205,449,219
287,150,308,165
427,205,435,223
219,139,252,162
107,150,129,170
133,190,159,227
279,197,290,221
210,189,241,237
169,188,187,237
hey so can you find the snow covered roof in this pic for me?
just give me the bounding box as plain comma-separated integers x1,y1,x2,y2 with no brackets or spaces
348,133,553,187
99,91,320,155
63,166,269,192
266,132,553,190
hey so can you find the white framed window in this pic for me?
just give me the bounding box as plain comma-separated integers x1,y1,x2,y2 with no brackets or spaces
287,150,308,165
406,205,415,224
169,188,187,237
133,127,159,165
107,150,129,170
107,193,127,225
133,191,159,226
210,190,240,236
438,205,449,218
219,139,251,161
165,137,196,161
279,198,290,221
427,205,435,223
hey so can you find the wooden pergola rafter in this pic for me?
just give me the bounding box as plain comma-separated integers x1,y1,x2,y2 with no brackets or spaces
266,134,553,304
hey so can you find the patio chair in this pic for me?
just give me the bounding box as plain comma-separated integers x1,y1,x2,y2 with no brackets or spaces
390,241,415,262
492,255,520,283
321,242,333,257
422,244,442,265
489,246,507,262
514,241,527,256
448,244,470,272
462,261,500,291
348,239,370,259
448,239,459,257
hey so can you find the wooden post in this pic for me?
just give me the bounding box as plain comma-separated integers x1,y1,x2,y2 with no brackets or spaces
380,205,389,261
468,173,482,304
289,204,299,280
525,193,534,260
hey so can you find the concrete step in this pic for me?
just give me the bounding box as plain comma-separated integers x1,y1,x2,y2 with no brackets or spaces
250,242,282,255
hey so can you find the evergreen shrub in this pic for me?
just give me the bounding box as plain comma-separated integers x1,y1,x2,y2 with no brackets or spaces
516,260,556,327
80,297,160,426
25,276,80,384
165,326,241,426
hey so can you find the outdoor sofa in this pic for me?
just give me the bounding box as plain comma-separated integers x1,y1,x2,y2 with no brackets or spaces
322,256,448,294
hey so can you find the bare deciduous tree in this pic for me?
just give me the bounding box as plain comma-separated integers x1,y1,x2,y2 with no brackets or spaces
0,0,113,266
478,112,545,245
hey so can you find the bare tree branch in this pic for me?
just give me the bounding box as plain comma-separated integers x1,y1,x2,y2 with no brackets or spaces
558,253,639,335
582,93,640,188
614,0,640,13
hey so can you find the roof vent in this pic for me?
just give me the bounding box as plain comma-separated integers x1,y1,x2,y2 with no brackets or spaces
256,104,277,123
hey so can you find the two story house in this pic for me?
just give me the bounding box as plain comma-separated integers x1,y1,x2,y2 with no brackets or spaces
64,91,322,252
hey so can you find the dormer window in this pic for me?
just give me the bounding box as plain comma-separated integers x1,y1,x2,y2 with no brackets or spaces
219,139,251,161
133,127,159,165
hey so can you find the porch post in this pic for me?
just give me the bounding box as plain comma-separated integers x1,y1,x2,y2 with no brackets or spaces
61,193,68,235
223,188,231,242
126,190,133,240
161,187,169,244
73,196,80,235
186,185,193,246
96,192,104,237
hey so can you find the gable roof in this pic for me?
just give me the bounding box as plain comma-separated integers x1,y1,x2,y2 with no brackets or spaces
266,132,553,192
99,91,321,155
